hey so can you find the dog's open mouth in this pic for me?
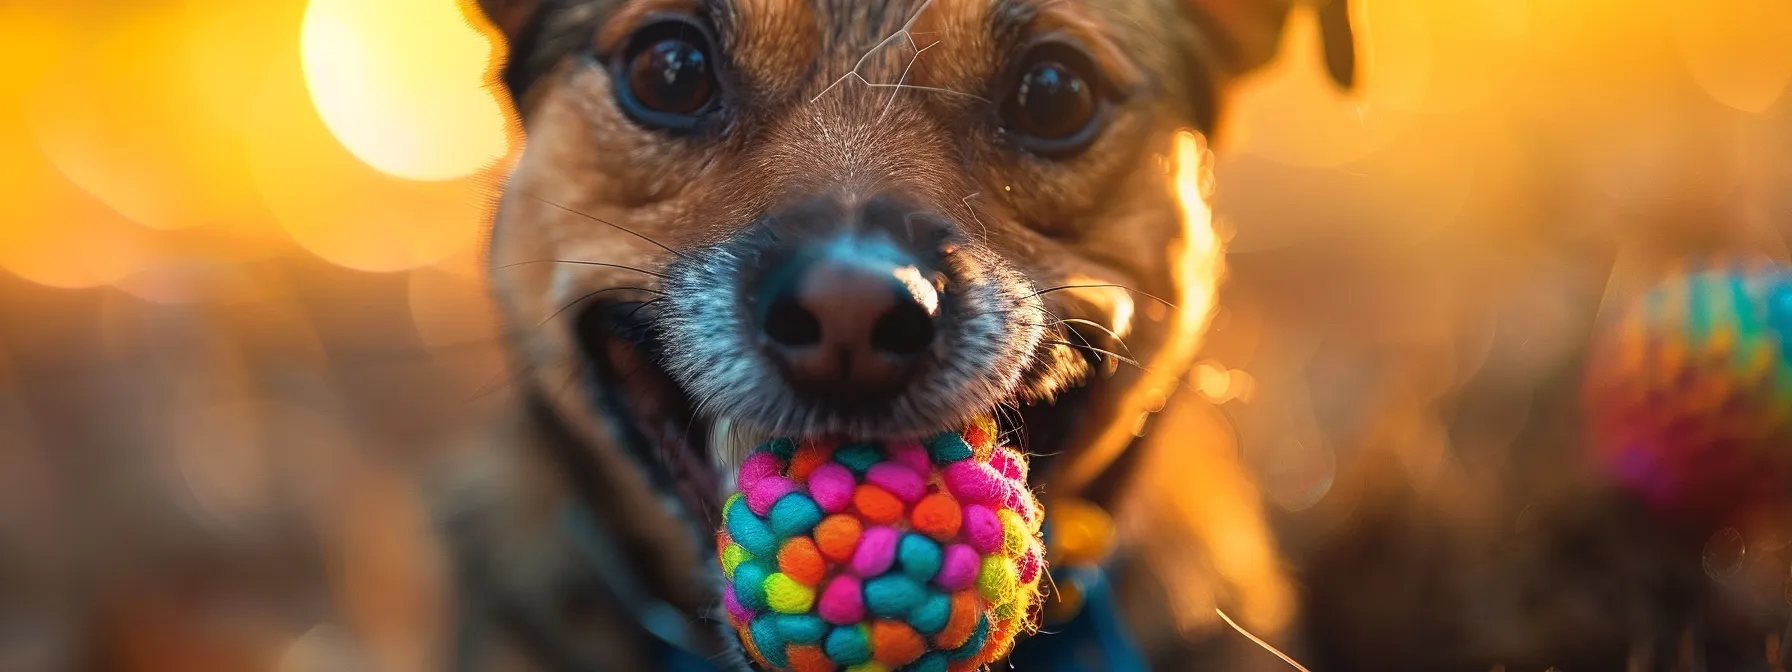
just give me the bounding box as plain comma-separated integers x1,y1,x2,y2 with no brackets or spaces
572,298,1095,538
575,300,726,529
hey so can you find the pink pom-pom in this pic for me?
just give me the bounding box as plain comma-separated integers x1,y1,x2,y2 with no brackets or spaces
724,584,753,623
888,439,931,475
962,505,1003,554
738,452,782,493
1017,545,1043,584
818,575,866,624
943,460,1002,505
808,463,855,513
851,526,901,576
990,447,1026,482
747,476,797,516
936,544,981,591
866,463,926,503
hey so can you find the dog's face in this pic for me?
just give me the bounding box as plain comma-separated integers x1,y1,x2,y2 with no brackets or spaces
473,0,1308,644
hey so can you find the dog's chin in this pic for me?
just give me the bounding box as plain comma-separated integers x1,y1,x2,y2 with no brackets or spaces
573,299,1095,538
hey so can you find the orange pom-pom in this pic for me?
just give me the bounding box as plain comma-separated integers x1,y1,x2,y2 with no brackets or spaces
980,621,1017,662
871,620,927,667
853,484,905,525
933,591,981,650
910,492,962,541
786,645,837,672
814,514,863,563
778,537,827,586
789,441,836,480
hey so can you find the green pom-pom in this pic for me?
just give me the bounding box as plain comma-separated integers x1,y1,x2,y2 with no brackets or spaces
904,652,949,672
925,432,973,463
726,496,778,556
910,591,952,635
825,624,873,666
764,437,799,460
897,533,943,581
864,574,926,618
776,613,828,644
769,493,825,538
834,442,884,475
733,560,773,611
949,616,990,661
750,616,789,667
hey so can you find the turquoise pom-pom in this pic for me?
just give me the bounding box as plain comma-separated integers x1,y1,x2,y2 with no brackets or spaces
904,652,949,672
949,615,991,661
825,624,872,665
897,533,943,581
909,592,952,635
750,616,789,667
726,496,778,556
834,442,884,475
733,560,773,611
769,493,825,538
776,613,828,644
925,432,972,463
765,437,799,460
864,574,927,618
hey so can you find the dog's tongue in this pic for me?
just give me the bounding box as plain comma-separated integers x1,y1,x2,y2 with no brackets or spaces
716,417,1046,671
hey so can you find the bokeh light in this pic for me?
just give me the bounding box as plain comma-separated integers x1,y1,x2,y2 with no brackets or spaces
6,0,1792,669
1668,0,1792,113
250,41,494,273
301,0,512,182
23,3,278,232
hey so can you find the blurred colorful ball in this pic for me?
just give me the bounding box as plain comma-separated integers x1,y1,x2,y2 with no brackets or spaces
715,419,1046,671
1583,264,1792,524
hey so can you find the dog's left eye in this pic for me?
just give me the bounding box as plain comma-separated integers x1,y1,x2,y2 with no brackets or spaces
612,18,720,131
1001,41,1109,157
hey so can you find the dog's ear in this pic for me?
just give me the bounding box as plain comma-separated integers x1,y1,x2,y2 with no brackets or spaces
1175,0,1355,132
1315,0,1356,89
471,0,544,40
1183,0,1356,88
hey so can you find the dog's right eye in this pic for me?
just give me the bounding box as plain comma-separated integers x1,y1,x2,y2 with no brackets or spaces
613,19,720,131
1000,40,1110,158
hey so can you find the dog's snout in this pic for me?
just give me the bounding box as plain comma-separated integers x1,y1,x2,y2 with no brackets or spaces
758,233,940,397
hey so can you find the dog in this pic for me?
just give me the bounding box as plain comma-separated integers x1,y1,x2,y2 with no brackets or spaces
434,0,1356,668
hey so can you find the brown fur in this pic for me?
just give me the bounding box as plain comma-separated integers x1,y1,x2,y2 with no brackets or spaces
438,0,1350,668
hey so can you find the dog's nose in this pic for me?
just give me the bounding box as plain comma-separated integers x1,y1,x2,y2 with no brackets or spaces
758,233,939,396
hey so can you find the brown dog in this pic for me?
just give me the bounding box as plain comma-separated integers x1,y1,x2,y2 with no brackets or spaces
436,0,1354,669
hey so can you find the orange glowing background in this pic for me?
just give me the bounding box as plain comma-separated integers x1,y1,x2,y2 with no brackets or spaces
1,0,1790,669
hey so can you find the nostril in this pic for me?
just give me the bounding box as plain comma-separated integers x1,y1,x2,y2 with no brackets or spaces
764,296,822,347
870,300,935,355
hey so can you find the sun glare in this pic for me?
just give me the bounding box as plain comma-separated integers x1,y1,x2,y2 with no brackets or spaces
300,0,510,182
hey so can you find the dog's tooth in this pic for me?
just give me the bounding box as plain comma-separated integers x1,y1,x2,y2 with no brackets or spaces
710,416,738,477
709,417,774,488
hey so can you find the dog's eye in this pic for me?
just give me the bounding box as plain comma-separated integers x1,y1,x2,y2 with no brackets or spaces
1001,42,1108,157
613,19,719,130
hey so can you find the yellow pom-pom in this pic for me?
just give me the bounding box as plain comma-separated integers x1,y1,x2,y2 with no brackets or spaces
721,543,751,579
998,509,1028,558
765,573,816,614
976,554,1018,604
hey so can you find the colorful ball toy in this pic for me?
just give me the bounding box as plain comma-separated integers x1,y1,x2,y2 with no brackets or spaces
716,418,1046,671
1583,265,1792,524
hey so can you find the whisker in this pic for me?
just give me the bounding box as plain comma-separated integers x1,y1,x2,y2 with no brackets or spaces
1021,283,1179,310
1044,340,1140,370
1216,608,1311,672
493,259,672,280
1055,317,1139,362
538,289,662,328
519,193,688,259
